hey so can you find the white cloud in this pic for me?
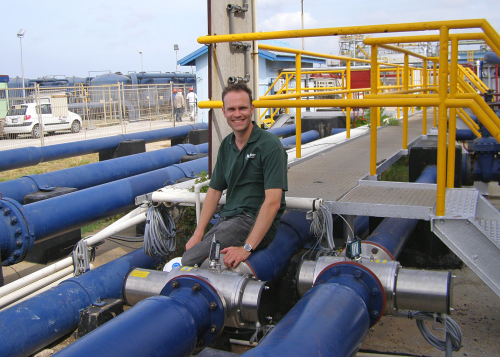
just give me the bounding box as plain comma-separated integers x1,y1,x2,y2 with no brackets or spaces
259,11,318,32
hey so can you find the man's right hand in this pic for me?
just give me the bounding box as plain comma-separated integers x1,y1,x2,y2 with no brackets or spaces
185,231,203,251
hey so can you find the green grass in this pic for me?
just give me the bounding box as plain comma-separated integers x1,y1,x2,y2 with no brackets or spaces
381,155,409,182
81,214,126,235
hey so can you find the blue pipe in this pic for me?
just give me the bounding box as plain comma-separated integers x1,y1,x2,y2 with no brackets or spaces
366,166,437,259
331,128,346,135
0,158,208,265
267,124,295,137
0,143,208,204
0,123,208,171
53,276,224,357
456,129,477,141
243,263,384,357
0,249,159,357
246,211,314,282
280,130,319,147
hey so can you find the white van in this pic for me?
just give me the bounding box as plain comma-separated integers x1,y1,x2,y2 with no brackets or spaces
3,103,82,139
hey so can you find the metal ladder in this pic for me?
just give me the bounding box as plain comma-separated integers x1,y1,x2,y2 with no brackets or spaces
432,188,500,297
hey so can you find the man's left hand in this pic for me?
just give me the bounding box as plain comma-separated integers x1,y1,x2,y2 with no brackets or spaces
221,246,251,269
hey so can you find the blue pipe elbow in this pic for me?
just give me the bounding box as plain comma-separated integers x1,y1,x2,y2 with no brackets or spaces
267,124,296,137
246,211,314,282
0,249,158,357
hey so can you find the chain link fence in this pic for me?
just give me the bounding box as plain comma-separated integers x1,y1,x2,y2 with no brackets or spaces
0,82,196,151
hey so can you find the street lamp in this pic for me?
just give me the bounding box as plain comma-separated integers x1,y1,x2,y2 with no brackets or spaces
17,28,26,102
138,49,143,72
174,44,179,72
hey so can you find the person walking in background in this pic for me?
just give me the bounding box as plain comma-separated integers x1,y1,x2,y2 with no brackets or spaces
186,87,197,122
172,89,178,121
174,89,185,122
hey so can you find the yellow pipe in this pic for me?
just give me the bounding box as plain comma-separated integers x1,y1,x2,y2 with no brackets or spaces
370,45,379,176
378,43,431,61
458,108,480,130
198,19,486,44
433,62,438,127
447,38,459,189
436,26,449,217
347,60,351,138
457,110,481,137
200,98,442,109
403,53,409,149
423,59,428,135
296,53,302,159
261,87,371,100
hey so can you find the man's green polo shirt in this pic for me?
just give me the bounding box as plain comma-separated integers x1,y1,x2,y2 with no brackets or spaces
210,123,288,241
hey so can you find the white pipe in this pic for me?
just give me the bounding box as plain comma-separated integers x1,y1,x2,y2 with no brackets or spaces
193,179,211,224
152,190,322,211
287,126,369,162
0,207,147,299
0,266,74,310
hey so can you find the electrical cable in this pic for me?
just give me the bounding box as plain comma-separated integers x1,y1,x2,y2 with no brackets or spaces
309,204,335,250
413,312,462,352
143,204,176,258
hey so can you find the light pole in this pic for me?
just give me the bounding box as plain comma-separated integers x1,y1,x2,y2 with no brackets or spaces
138,49,143,72
17,28,26,102
174,44,179,72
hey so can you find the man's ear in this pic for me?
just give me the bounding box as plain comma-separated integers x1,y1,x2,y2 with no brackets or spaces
222,106,226,116
250,104,254,115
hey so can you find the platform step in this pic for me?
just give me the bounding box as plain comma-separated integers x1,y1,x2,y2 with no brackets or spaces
432,188,500,298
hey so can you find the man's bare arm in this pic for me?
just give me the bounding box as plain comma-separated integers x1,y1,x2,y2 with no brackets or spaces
185,187,223,251
221,188,282,268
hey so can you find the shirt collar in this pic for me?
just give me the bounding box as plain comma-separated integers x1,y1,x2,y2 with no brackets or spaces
229,122,262,150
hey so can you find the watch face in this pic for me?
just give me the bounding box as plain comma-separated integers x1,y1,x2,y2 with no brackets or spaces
244,244,252,252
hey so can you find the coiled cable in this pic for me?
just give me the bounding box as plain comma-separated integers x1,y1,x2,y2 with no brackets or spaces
144,204,176,257
309,204,335,250
414,312,462,352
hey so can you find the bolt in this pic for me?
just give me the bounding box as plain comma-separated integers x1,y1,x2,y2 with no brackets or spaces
209,302,218,310
354,270,363,278
371,310,379,318
45,185,49,188
264,286,270,290
7,257,13,263
16,240,22,247
331,268,339,276
372,288,380,296
24,234,30,240
171,281,179,289
210,325,218,334
371,248,378,254
4,207,11,216
15,228,21,236
0,203,2,208
440,219,445,224
472,255,478,261
13,251,20,257
192,283,201,292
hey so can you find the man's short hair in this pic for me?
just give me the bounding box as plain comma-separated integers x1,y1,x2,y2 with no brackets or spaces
222,83,253,107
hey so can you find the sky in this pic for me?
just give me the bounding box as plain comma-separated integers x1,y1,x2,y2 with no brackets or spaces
2,0,500,80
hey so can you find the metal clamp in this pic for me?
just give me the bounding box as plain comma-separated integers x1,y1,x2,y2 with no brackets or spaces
73,240,91,276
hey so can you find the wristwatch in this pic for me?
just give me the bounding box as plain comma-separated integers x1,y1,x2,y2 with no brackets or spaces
243,243,254,253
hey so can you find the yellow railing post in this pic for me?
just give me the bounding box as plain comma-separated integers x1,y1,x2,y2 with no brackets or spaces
423,59,428,134
370,45,379,176
285,73,290,114
436,26,449,216
296,53,302,158
377,61,381,126
433,61,438,127
403,53,409,149
346,60,351,138
447,37,459,189
397,67,401,118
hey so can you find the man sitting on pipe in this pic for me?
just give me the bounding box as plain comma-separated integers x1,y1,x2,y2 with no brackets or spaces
182,83,288,268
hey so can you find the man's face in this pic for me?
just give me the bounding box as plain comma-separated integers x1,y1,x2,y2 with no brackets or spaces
222,90,254,135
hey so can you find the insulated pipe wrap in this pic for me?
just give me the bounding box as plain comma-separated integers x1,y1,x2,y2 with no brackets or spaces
0,249,157,357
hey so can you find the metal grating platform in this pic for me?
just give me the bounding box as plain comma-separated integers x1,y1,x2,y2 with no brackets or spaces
287,111,436,219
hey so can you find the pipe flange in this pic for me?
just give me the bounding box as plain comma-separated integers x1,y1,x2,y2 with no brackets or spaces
314,261,386,327
338,241,395,261
0,198,34,265
160,275,225,347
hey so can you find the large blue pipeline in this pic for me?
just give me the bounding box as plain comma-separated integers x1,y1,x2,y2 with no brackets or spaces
365,165,437,260
280,130,319,147
0,158,208,265
49,212,313,357
0,143,208,204
266,124,295,137
0,123,208,172
0,249,159,357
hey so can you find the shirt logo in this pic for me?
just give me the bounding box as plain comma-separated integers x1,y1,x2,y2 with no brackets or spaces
246,153,256,159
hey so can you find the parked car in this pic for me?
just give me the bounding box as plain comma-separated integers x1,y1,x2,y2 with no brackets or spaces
3,103,82,139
